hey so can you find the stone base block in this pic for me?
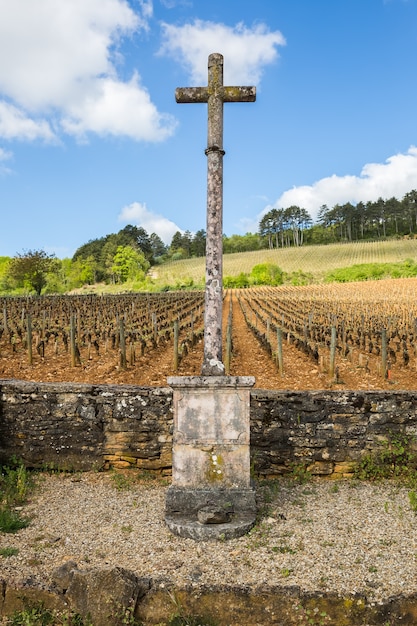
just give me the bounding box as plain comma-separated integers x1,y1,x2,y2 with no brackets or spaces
165,485,257,540
165,485,256,515
165,513,256,540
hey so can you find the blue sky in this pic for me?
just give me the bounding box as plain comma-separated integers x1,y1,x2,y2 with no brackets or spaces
1,0,417,258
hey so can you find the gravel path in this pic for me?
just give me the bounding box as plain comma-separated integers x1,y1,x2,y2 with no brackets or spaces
1,472,416,605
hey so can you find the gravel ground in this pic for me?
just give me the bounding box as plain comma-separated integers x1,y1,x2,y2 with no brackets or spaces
1,471,416,604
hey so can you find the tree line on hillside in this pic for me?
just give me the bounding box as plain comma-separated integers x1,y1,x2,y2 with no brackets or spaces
1,189,417,295
70,187,417,272
259,190,417,247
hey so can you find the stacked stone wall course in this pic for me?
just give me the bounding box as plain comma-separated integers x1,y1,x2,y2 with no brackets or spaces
1,380,417,476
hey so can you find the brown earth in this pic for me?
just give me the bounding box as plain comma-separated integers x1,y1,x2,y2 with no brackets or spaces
0,292,415,390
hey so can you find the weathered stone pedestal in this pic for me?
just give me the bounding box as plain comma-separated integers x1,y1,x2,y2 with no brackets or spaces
165,376,256,540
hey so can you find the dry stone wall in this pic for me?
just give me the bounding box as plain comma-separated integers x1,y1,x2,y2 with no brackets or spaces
1,380,417,476
250,390,417,477
0,381,173,472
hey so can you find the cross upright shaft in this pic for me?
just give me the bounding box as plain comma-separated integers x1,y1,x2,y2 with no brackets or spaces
176,53,256,375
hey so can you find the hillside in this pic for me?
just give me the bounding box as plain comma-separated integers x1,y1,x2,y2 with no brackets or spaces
153,238,417,287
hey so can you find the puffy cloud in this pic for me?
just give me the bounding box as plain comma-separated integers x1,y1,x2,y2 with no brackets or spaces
118,201,182,244
159,20,285,85
271,147,417,221
0,101,56,142
0,0,140,110
0,0,174,142
61,74,176,141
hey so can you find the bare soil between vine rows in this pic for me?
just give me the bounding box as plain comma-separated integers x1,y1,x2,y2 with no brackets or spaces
0,292,415,391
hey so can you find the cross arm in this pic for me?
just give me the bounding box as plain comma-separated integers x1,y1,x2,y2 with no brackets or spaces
223,86,256,103
176,87,209,104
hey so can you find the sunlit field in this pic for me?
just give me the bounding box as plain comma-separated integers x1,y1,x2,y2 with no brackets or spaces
154,239,417,285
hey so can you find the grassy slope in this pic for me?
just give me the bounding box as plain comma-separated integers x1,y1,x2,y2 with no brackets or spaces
153,239,417,287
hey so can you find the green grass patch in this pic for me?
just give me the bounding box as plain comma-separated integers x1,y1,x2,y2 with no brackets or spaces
168,617,218,626
0,546,19,557
0,507,29,533
6,603,93,625
324,259,417,283
0,461,32,505
0,459,32,533
109,468,162,492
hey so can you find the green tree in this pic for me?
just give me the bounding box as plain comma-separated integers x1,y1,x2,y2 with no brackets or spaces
0,256,11,292
223,233,263,253
111,245,150,283
117,225,153,261
72,225,154,282
72,236,106,264
150,232,167,259
259,208,286,248
169,231,190,259
66,256,99,288
402,190,417,234
191,229,206,256
285,206,312,246
258,212,275,248
7,250,58,295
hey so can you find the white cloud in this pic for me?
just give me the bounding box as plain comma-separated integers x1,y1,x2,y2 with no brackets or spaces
139,0,154,23
267,146,417,222
0,101,56,142
0,0,174,142
0,147,12,161
118,201,182,244
61,74,176,141
0,145,12,175
159,0,191,8
159,20,285,85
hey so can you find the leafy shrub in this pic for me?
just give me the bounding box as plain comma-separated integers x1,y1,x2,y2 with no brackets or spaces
250,263,283,286
0,461,31,505
223,273,250,288
7,604,56,625
287,269,314,285
325,260,417,283
354,432,417,482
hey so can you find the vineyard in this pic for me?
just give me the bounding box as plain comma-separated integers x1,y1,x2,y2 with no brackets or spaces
154,238,417,285
1,277,417,390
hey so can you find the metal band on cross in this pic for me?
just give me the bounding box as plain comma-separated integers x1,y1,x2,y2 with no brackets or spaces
176,53,256,375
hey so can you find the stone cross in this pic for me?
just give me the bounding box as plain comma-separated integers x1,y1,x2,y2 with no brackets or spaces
176,53,256,375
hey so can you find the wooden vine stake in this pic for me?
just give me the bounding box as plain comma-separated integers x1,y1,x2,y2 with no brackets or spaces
152,311,158,345
26,314,33,366
224,296,233,375
225,318,232,375
329,325,337,379
129,341,135,366
190,310,194,344
119,316,127,370
276,327,284,375
381,328,388,379
70,314,77,367
173,319,179,372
